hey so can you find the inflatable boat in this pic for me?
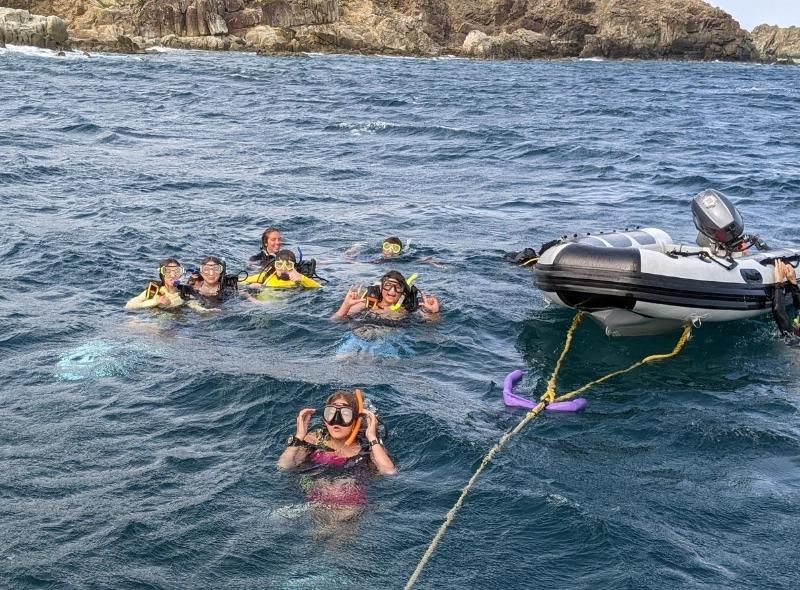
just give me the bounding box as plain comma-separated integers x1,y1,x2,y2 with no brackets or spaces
534,190,800,336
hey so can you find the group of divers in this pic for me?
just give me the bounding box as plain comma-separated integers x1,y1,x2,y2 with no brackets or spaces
124,228,440,522
123,227,800,524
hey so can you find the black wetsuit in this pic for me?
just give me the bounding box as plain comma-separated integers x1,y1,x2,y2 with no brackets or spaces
187,279,239,308
771,281,800,340
249,250,276,270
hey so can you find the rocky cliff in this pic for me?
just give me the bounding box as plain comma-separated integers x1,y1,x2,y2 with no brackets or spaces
751,24,800,62
1,0,759,60
0,7,67,47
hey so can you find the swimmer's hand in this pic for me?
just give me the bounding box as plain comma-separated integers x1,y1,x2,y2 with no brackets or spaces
295,408,316,440
287,269,304,283
332,285,365,319
775,260,797,285
362,409,396,475
156,294,172,307
420,293,440,314
345,284,364,305
363,409,379,441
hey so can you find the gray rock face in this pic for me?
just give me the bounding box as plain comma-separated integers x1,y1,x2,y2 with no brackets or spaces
137,0,230,38
262,0,339,28
0,7,68,49
137,0,336,40
752,25,800,61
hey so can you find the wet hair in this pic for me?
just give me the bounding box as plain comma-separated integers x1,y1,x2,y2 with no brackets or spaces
261,227,281,248
158,257,181,285
384,236,402,249
275,249,297,263
326,390,356,407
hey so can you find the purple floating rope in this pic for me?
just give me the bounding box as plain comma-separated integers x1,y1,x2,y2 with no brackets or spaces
502,369,587,413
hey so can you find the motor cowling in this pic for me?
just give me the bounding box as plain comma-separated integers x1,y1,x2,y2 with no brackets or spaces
692,189,744,248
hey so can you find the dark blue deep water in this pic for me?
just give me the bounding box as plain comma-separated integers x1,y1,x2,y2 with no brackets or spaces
2,45,800,589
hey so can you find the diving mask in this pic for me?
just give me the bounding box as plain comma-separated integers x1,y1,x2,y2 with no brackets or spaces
201,263,223,275
323,405,356,426
381,280,403,294
160,265,184,278
275,260,295,272
382,242,402,254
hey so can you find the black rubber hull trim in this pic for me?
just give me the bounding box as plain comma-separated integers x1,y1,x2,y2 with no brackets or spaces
535,268,771,311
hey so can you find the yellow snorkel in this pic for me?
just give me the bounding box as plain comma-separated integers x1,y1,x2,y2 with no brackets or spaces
390,273,418,311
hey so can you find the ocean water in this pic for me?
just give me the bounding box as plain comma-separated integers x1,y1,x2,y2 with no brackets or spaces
1,44,800,589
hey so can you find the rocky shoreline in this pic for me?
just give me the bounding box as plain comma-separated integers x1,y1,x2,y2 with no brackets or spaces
0,0,797,63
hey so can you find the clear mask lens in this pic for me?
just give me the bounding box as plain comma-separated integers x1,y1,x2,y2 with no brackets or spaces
323,405,355,426
201,263,223,275
382,281,403,293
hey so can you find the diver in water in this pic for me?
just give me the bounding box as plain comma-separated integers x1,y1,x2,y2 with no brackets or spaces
772,259,800,340
186,256,251,308
241,249,321,291
125,258,192,310
346,236,446,268
278,389,395,475
249,227,282,270
278,389,395,522
379,236,403,259
332,270,440,320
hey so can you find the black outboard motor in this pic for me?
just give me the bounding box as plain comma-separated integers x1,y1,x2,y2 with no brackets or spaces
692,189,745,250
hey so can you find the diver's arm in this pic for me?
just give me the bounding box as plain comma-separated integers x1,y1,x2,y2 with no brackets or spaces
369,443,397,475
363,410,396,475
278,409,316,470
417,256,447,269
277,443,310,470
297,275,321,289
332,287,365,320
418,293,441,322
186,300,220,313
124,288,160,310
771,284,797,336
789,283,800,312
332,300,366,320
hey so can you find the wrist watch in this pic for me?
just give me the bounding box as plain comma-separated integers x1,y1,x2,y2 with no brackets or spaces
287,435,305,447
368,438,383,449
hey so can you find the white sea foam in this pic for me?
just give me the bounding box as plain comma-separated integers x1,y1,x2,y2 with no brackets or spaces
334,120,390,135
144,45,185,53
0,44,141,61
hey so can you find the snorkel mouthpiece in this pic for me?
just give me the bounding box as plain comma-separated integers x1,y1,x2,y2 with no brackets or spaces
389,273,418,311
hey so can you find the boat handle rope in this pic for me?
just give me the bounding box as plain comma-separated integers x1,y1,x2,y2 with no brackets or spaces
403,312,693,590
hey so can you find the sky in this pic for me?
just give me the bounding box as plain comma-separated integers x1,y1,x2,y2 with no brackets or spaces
708,0,800,31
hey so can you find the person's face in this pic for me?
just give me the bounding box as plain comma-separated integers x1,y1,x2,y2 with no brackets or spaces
381,241,401,258
200,261,223,284
265,232,282,255
323,399,356,440
381,278,403,305
275,258,294,279
161,263,183,287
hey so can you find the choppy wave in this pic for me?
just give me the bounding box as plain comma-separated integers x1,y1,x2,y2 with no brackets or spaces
1,51,799,589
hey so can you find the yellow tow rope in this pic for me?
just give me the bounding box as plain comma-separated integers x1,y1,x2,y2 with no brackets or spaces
403,313,692,590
